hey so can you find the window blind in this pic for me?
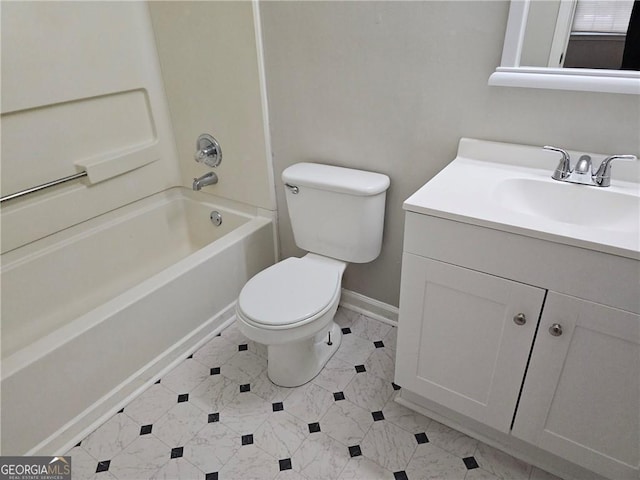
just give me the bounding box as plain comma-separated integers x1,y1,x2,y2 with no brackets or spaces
572,0,635,33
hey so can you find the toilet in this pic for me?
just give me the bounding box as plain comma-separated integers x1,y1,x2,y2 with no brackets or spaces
236,162,390,387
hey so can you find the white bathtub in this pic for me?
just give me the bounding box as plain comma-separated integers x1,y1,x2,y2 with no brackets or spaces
0,187,275,455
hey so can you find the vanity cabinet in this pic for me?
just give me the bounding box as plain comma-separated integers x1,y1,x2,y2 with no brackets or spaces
395,212,640,480
396,254,545,434
512,293,639,480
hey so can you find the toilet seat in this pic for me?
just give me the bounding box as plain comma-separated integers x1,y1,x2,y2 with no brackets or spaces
237,257,342,329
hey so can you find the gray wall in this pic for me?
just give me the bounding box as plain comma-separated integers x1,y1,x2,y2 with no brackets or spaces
260,1,640,308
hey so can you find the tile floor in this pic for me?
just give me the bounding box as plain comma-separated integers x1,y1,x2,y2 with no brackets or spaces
67,307,562,480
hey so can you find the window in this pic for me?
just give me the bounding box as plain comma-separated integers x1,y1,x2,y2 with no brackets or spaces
571,0,634,34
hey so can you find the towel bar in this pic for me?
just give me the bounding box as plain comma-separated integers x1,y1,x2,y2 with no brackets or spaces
0,171,88,203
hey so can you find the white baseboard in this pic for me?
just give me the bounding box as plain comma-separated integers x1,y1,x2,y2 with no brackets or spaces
339,288,398,326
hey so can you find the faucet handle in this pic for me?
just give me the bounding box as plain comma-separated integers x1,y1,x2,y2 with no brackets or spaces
544,146,571,180
195,134,222,168
593,154,638,187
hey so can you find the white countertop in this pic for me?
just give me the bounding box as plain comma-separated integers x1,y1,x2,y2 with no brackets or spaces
404,138,640,260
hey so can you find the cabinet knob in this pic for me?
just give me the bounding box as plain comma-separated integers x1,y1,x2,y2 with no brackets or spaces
513,313,527,325
549,323,563,337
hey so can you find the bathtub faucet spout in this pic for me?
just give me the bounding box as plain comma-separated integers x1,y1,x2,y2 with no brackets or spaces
193,172,218,191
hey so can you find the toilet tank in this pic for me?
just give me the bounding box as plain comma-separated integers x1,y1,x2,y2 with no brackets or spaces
282,163,390,263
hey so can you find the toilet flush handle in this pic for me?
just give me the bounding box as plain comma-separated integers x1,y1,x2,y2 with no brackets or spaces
285,183,299,194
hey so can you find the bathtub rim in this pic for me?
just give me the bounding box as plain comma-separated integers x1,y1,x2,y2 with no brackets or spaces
1,186,264,263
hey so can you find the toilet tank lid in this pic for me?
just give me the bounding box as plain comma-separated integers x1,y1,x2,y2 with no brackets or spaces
282,163,390,196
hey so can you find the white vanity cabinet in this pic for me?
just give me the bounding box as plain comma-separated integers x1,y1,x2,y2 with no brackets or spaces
395,254,545,434
395,211,640,480
394,138,639,480
512,293,639,479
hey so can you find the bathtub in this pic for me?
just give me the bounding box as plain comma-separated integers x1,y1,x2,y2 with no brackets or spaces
0,187,276,455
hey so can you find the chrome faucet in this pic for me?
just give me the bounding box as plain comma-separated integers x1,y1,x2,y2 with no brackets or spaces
192,133,222,191
193,171,218,191
544,146,637,187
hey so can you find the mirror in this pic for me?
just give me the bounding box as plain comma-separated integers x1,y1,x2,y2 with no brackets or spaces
521,0,636,69
489,0,640,94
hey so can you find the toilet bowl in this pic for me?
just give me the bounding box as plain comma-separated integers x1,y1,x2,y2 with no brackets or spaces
236,254,346,387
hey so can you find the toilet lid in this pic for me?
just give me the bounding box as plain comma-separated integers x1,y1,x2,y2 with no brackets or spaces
238,257,342,327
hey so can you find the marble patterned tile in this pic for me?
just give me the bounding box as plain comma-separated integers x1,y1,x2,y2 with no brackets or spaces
220,391,272,434
312,356,356,393
333,331,376,366
189,374,239,413
65,446,99,480
320,400,373,446
221,350,267,384
124,384,178,425
425,420,478,458
405,443,468,480
338,456,395,479
150,457,203,479
334,307,357,328
350,314,393,342
344,372,394,412
152,401,207,448
382,397,432,435
364,348,396,382
251,370,294,403
474,442,532,480
182,421,240,473
82,412,140,461
254,411,309,458
292,432,351,480
66,454,119,480
285,382,334,424
160,359,210,395
529,466,564,480
360,420,417,472
219,444,279,480
108,435,170,480
71,312,546,480
383,327,397,352
465,467,501,480
276,469,308,480
90,472,117,480
193,335,238,368
220,322,250,346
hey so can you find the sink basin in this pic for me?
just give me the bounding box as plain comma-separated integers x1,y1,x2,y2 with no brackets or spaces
493,178,640,231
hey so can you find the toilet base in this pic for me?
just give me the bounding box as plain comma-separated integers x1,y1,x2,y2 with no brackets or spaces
267,322,342,387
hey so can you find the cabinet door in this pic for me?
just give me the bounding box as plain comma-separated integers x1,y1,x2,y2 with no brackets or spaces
512,293,639,480
395,254,546,433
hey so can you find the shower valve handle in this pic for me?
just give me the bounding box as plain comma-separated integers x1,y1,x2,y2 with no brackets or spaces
195,134,222,168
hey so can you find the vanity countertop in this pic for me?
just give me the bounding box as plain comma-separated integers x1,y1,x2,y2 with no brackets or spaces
404,138,640,260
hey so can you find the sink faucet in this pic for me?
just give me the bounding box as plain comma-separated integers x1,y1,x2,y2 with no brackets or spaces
193,171,218,191
544,146,637,187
